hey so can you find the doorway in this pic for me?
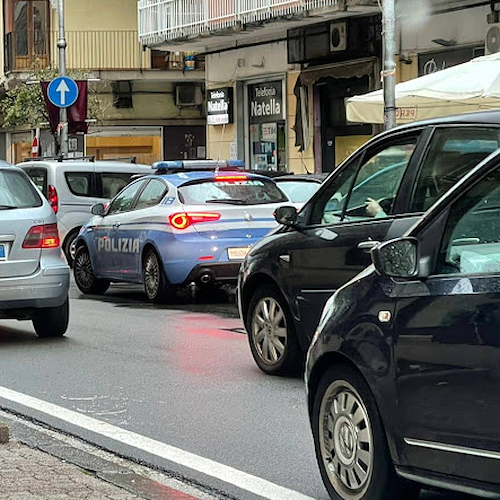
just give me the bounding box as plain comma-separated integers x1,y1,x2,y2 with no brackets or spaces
317,76,372,172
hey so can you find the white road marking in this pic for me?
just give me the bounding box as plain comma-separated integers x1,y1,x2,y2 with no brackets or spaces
0,386,316,500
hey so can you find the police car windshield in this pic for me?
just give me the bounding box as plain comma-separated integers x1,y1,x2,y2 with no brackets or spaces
178,178,288,206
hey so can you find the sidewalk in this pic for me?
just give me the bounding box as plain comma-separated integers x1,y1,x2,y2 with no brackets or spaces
0,421,204,500
0,439,140,500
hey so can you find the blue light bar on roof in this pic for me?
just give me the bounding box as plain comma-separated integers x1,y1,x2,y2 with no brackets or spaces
152,159,245,170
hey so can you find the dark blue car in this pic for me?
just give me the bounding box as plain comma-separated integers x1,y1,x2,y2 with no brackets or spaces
306,144,500,500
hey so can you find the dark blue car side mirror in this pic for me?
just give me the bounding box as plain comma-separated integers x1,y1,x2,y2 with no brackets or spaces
371,237,419,279
274,205,299,227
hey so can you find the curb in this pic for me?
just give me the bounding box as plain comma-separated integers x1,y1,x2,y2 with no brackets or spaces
0,421,9,443
2,418,212,500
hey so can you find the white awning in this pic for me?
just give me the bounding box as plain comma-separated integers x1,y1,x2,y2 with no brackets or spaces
346,52,500,124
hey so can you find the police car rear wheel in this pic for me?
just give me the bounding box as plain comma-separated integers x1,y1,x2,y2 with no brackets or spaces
74,246,110,295
143,249,174,303
247,286,303,376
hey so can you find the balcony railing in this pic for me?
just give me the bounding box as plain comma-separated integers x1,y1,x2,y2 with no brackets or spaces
5,30,152,73
138,0,340,46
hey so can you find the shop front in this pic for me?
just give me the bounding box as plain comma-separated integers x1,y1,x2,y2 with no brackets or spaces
289,15,382,172
246,79,286,172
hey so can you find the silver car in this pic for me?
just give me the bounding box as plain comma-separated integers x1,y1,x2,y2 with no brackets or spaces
0,165,70,337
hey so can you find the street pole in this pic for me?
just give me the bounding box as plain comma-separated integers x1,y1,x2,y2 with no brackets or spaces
382,0,397,130
57,0,68,157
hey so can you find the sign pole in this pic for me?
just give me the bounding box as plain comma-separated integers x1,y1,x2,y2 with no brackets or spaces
57,0,68,157
382,0,397,130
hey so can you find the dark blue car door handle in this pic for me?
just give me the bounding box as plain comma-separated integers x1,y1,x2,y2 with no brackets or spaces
357,240,379,251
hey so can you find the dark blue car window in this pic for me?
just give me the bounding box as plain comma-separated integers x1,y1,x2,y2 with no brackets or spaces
344,142,417,220
347,162,406,209
411,127,500,213
437,167,500,275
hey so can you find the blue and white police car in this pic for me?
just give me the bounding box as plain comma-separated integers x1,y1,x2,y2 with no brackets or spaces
73,160,290,302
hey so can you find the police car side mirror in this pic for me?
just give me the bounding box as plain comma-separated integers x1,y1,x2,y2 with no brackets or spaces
91,203,106,216
274,206,298,227
371,237,419,279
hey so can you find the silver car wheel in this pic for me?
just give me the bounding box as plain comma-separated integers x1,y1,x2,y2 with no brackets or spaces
251,297,287,365
75,249,94,288
319,380,374,500
144,252,160,298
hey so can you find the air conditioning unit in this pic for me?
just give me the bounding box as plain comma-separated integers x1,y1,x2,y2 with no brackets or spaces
175,85,203,106
486,24,500,54
330,22,347,52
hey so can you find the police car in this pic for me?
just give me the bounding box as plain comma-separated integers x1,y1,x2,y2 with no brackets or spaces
72,160,290,302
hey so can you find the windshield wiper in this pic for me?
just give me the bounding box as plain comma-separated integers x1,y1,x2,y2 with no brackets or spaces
206,199,248,205
0,205,18,210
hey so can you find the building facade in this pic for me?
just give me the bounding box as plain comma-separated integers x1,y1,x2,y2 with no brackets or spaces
138,0,498,174
1,0,207,163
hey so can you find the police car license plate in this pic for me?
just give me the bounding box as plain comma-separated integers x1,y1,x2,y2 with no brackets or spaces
0,244,6,260
228,247,250,260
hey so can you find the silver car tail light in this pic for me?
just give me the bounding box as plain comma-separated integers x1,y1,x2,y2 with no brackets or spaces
22,223,60,249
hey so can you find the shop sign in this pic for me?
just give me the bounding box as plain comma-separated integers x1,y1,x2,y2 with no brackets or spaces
261,123,277,141
418,46,484,76
248,81,283,124
207,87,233,125
396,107,418,122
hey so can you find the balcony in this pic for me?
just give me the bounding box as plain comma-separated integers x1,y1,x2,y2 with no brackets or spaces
138,0,347,50
4,28,205,78
4,30,151,73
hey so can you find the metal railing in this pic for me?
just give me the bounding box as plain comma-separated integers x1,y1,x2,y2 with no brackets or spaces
138,0,340,45
5,30,152,72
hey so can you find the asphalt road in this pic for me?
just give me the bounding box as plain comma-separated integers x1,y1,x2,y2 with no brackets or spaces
0,281,476,500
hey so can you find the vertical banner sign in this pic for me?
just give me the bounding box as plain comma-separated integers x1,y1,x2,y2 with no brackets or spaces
207,88,233,125
41,80,89,134
248,81,283,124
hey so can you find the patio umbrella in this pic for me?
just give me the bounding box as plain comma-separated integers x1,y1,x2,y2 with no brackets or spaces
346,52,500,124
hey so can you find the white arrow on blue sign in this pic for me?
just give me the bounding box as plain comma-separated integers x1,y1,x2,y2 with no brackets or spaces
47,76,79,108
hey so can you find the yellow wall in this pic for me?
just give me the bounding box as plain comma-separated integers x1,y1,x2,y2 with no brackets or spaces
62,0,138,31
207,123,236,161
95,81,203,122
396,55,419,83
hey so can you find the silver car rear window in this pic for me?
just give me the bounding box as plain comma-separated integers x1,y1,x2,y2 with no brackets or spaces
0,170,42,208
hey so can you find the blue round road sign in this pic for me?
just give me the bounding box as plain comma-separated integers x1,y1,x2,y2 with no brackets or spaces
47,76,79,108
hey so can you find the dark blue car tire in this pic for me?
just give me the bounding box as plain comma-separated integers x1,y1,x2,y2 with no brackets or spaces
312,365,419,500
247,285,303,376
74,245,110,295
142,248,176,303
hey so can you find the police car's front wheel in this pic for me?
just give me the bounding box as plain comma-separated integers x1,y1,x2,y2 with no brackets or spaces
74,245,110,295
143,249,175,303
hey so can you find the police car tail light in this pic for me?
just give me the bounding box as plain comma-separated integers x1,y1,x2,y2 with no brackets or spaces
48,185,58,214
23,223,60,249
169,212,221,230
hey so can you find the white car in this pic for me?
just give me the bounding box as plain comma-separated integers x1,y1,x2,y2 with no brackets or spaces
20,159,152,264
